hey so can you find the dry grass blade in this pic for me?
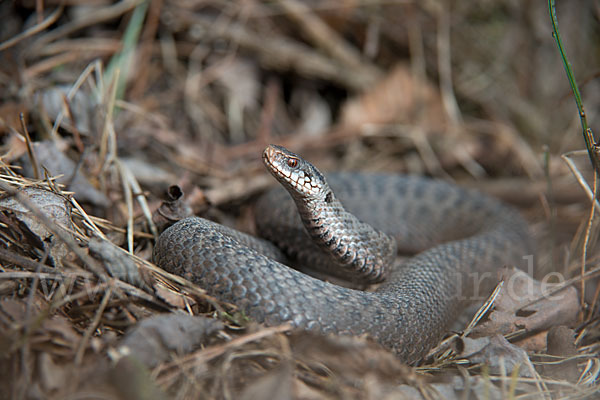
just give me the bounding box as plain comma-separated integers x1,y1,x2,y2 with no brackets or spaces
0,5,63,51
19,114,40,180
275,0,381,82
48,60,102,141
29,0,142,51
74,283,114,365
560,153,600,210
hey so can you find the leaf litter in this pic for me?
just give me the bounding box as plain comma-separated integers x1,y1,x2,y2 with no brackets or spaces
0,1,599,399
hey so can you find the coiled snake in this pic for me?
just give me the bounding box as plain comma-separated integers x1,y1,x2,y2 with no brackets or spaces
154,145,532,363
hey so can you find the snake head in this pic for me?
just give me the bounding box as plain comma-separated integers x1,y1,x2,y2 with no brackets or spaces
263,145,331,202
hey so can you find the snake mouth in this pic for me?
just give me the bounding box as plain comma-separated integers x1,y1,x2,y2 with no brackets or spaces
262,145,285,179
263,145,324,199
263,144,300,182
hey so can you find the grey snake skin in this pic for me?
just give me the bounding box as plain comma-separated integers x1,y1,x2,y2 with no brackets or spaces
154,145,533,363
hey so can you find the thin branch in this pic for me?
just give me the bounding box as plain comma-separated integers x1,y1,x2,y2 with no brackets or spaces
548,0,599,174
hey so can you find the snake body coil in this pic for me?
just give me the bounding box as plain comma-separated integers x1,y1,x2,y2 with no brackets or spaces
154,145,532,363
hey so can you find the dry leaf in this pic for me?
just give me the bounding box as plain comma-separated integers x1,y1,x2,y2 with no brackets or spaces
542,326,580,383
152,185,193,233
393,376,504,400
153,284,189,309
0,101,27,137
20,141,109,207
88,237,152,290
472,267,579,337
514,330,547,352
455,335,534,378
117,313,223,368
340,64,446,132
290,331,409,383
37,85,100,136
0,187,74,266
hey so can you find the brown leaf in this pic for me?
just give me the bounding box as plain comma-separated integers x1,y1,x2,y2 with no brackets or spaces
472,267,579,337
340,64,446,132
513,330,547,352
455,335,534,378
0,187,73,266
0,102,27,137
153,284,189,309
542,326,580,383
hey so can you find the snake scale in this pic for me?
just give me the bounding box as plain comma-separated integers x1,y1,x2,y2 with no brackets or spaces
154,145,533,363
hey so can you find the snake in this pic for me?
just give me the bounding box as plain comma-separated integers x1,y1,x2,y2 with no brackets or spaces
154,145,533,364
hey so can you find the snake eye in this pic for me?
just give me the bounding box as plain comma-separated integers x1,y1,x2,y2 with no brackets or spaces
287,158,299,168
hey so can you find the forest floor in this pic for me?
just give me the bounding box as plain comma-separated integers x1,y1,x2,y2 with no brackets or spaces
0,1,599,399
